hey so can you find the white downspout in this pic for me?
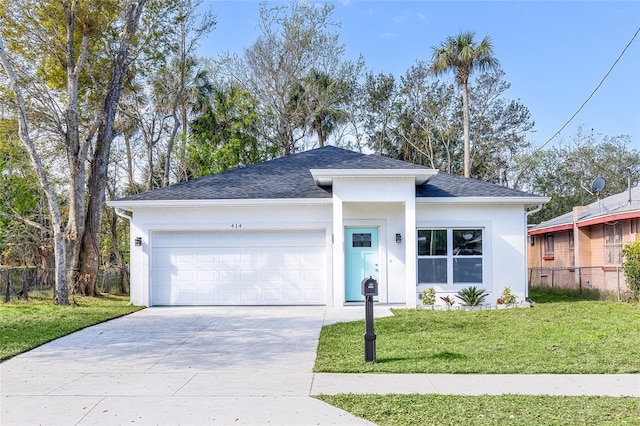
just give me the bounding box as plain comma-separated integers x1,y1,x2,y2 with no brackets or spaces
524,204,544,299
112,208,133,305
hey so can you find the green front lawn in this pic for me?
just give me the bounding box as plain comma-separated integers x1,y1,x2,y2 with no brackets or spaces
316,293,640,425
316,394,640,426
315,299,640,374
0,295,143,361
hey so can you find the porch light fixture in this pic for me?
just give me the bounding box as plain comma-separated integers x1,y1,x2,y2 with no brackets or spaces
134,237,142,247
395,233,402,243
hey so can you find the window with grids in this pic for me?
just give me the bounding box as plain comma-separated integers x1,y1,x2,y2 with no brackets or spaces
604,223,623,265
568,230,575,266
545,234,554,256
417,229,483,285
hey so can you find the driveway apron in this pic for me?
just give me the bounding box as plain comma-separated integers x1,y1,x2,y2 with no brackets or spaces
1,306,373,426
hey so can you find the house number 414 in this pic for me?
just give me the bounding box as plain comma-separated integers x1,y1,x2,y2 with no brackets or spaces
230,223,243,228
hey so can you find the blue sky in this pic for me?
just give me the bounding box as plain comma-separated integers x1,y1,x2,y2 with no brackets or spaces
197,1,640,150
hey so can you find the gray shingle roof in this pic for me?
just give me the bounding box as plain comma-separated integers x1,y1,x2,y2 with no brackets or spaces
530,185,640,231
116,146,541,202
417,171,539,198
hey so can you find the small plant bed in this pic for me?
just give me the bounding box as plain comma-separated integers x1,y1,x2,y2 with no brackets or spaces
315,300,640,374
0,294,143,362
315,394,640,426
421,286,524,310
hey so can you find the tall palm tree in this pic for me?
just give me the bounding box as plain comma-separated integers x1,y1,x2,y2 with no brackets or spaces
289,70,349,148
303,70,349,147
429,31,499,177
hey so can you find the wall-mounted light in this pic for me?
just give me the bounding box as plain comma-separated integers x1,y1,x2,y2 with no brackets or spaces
134,237,142,247
395,233,402,243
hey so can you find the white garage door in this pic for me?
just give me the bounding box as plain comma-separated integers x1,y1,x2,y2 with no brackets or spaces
151,230,326,306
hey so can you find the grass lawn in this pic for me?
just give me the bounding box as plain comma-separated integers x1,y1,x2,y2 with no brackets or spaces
315,294,640,374
316,291,640,425
315,394,640,426
0,294,143,361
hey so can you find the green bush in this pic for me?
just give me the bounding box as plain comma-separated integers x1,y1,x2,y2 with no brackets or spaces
421,288,436,305
497,286,517,304
456,286,488,306
621,241,640,302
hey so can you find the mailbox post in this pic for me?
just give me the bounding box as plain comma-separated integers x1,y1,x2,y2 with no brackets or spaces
361,276,378,363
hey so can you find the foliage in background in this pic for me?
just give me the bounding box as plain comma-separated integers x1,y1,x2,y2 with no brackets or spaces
515,130,640,223
217,2,361,156
621,241,640,301
188,84,274,177
0,118,52,268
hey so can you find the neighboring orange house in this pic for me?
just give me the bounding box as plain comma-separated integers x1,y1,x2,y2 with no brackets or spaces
527,185,640,296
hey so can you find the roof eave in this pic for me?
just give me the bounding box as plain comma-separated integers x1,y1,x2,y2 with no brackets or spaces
528,223,573,235
310,168,438,186
108,198,333,210
577,210,640,228
417,196,550,208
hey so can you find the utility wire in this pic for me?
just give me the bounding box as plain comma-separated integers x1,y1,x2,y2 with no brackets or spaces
516,26,640,183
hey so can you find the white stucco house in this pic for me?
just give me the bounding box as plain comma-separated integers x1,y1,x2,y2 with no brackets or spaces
109,146,549,307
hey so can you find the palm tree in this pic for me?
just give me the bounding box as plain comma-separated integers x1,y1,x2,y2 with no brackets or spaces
289,70,349,148
303,70,349,147
429,31,499,178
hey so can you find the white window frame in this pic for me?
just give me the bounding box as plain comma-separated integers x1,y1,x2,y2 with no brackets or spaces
417,227,484,286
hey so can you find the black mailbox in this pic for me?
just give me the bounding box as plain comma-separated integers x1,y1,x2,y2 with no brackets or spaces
361,276,378,297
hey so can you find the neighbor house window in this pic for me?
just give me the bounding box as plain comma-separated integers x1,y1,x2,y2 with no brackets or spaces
604,223,623,265
418,228,483,285
568,230,575,266
545,234,554,256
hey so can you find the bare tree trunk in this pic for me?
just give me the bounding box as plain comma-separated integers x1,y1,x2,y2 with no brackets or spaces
123,134,137,192
62,0,92,293
4,273,10,303
0,33,69,305
163,115,181,187
76,0,147,296
146,138,154,191
17,269,29,300
316,116,325,147
462,81,470,178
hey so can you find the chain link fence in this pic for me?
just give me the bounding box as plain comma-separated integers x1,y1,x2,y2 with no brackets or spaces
1,267,129,301
528,266,629,300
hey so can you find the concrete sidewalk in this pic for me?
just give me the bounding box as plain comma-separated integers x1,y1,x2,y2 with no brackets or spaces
311,373,640,397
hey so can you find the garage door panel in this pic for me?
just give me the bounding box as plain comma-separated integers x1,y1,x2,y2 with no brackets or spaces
151,230,326,306
197,289,216,303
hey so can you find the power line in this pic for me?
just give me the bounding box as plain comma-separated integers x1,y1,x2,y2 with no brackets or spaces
516,25,640,183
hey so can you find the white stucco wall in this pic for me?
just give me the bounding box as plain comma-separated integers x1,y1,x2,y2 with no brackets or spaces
332,177,416,306
416,202,527,305
121,191,530,308
127,203,333,306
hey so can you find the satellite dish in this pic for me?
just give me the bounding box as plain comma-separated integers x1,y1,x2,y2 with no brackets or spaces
591,177,606,196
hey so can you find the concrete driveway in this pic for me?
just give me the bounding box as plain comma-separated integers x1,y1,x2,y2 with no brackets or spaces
1,306,383,426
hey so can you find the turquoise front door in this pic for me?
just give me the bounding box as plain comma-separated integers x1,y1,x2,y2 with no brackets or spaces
345,227,379,302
